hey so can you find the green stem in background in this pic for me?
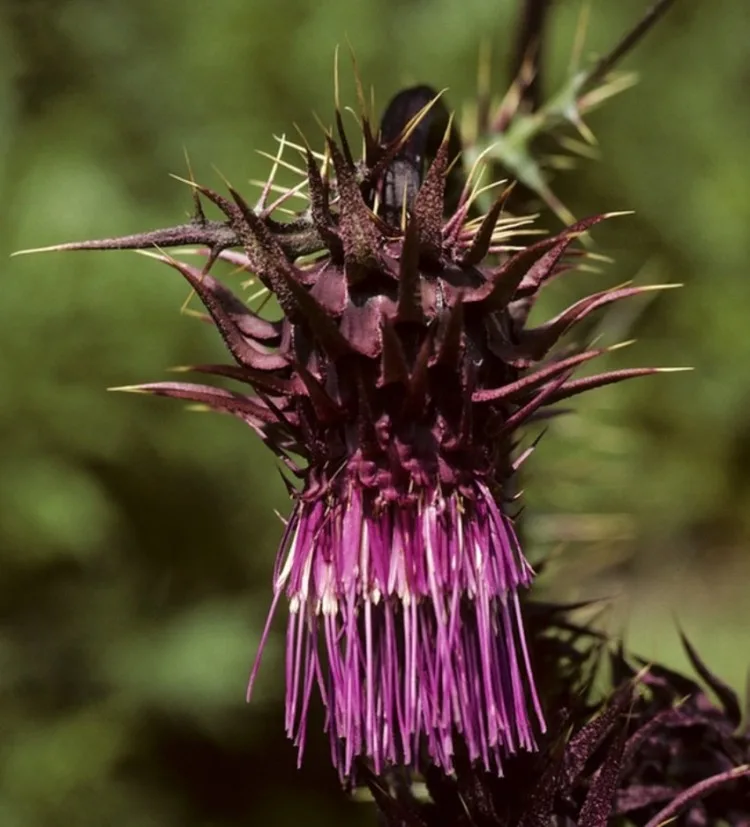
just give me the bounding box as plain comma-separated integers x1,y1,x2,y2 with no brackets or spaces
468,0,679,222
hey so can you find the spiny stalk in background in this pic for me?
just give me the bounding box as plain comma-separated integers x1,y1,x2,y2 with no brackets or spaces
464,0,679,223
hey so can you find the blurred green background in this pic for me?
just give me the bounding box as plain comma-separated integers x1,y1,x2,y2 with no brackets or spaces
1,1,748,824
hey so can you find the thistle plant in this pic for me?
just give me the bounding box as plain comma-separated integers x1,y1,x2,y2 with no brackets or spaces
18,0,750,823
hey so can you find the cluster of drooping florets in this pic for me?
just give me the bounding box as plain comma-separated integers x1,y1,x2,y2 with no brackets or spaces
30,84,665,781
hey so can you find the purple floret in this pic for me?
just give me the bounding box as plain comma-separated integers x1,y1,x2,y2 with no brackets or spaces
250,478,543,778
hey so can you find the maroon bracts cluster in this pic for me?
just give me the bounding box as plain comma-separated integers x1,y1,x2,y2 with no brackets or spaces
33,91,663,778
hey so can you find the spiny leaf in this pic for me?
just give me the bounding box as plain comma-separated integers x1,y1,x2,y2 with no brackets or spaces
303,144,342,257
644,766,750,827
473,345,607,403
111,382,280,425
514,214,608,298
469,214,607,310
172,364,299,398
379,321,410,386
578,718,628,827
564,680,636,789
327,135,382,280
460,185,513,267
434,301,465,370
397,215,425,324
293,362,343,424
141,253,288,371
13,220,239,262
413,133,450,260
501,369,573,435
679,630,743,726
540,367,677,406
519,284,678,360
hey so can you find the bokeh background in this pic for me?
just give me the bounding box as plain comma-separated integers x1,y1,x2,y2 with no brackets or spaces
2,1,748,824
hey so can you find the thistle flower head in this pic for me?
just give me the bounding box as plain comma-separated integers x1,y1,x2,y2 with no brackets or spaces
26,81,667,779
